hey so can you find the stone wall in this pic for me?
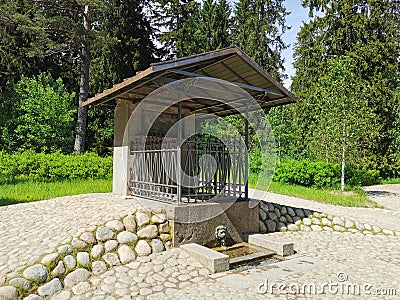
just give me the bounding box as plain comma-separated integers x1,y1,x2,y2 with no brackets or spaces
0,210,171,300
259,201,400,236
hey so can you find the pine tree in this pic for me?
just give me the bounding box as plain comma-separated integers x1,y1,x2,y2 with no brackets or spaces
90,0,158,92
215,0,231,49
86,0,158,155
195,0,231,52
232,0,290,78
153,0,200,58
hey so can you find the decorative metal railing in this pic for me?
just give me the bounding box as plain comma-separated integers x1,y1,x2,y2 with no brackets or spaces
129,134,247,204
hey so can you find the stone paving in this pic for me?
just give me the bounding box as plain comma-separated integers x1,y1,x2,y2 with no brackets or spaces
0,194,141,283
52,231,400,299
250,186,400,232
363,184,400,211
1,187,400,299
52,248,210,300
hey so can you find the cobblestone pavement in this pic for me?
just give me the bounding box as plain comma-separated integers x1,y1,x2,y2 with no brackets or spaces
2,189,400,299
363,184,400,211
55,231,400,299
0,194,141,281
250,188,400,232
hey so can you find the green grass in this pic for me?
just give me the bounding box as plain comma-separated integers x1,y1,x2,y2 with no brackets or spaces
379,177,400,184
249,173,379,208
1,173,386,208
0,179,112,206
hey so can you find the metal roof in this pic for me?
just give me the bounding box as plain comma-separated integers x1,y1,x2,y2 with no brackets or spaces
83,46,297,116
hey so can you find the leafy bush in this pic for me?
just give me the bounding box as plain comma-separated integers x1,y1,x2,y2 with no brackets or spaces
344,167,380,187
0,151,112,184
272,159,379,188
249,148,263,174
377,160,400,180
0,73,76,153
273,160,339,188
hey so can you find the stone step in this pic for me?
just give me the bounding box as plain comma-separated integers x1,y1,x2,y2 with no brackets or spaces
248,234,294,256
180,243,229,273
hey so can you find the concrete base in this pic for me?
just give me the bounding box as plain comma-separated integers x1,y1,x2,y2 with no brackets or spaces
113,146,129,196
132,197,260,247
180,243,229,273
248,234,294,256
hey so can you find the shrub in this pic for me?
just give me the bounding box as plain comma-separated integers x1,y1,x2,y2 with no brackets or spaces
0,151,112,184
273,159,379,188
344,167,380,187
273,160,340,188
1,73,76,153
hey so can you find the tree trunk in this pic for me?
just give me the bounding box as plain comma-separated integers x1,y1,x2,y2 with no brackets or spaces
341,119,346,192
74,4,90,153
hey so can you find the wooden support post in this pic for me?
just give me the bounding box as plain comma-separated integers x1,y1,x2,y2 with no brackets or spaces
245,109,249,200
177,101,182,204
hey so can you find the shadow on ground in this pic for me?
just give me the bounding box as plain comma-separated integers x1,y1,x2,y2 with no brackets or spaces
364,191,398,198
0,198,24,206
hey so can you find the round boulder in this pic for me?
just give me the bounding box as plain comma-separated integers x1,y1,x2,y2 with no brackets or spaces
135,240,152,256
51,261,65,277
23,264,48,283
151,239,165,253
57,244,73,255
103,253,121,267
80,232,96,244
64,268,91,288
118,245,136,264
117,231,138,244
259,221,267,233
91,244,105,259
0,286,18,300
123,215,137,232
40,253,59,266
96,226,114,242
265,219,277,232
71,238,88,250
151,214,166,224
37,278,63,297
22,294,42,300
136,211,150,227
63,255,76,269
9,278,32,291
287,224,299,231
76,252,90,267
92,261,107,276
259,209,267,221
105,220,124,232
105,240,118,253
137,225,158,239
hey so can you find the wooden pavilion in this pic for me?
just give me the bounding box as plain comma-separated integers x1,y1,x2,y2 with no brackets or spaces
83,47,296,204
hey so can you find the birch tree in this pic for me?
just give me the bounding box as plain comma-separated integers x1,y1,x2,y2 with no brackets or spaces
314,56,379,190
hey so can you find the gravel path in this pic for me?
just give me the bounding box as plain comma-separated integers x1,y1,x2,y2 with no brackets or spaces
0,194,141,282
250,187,400,232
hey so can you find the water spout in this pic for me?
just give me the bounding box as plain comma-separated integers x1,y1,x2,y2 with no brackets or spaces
215,225,227,250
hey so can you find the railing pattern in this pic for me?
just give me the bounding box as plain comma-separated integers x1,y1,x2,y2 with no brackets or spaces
129,134,246,204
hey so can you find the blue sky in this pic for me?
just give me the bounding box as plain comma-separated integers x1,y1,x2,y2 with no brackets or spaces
197,0,310,88
282,1,309,88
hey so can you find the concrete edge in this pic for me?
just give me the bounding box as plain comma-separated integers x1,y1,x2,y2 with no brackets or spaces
180,243,229,273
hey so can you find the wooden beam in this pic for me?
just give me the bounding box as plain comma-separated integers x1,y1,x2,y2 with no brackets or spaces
167,69,284,97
